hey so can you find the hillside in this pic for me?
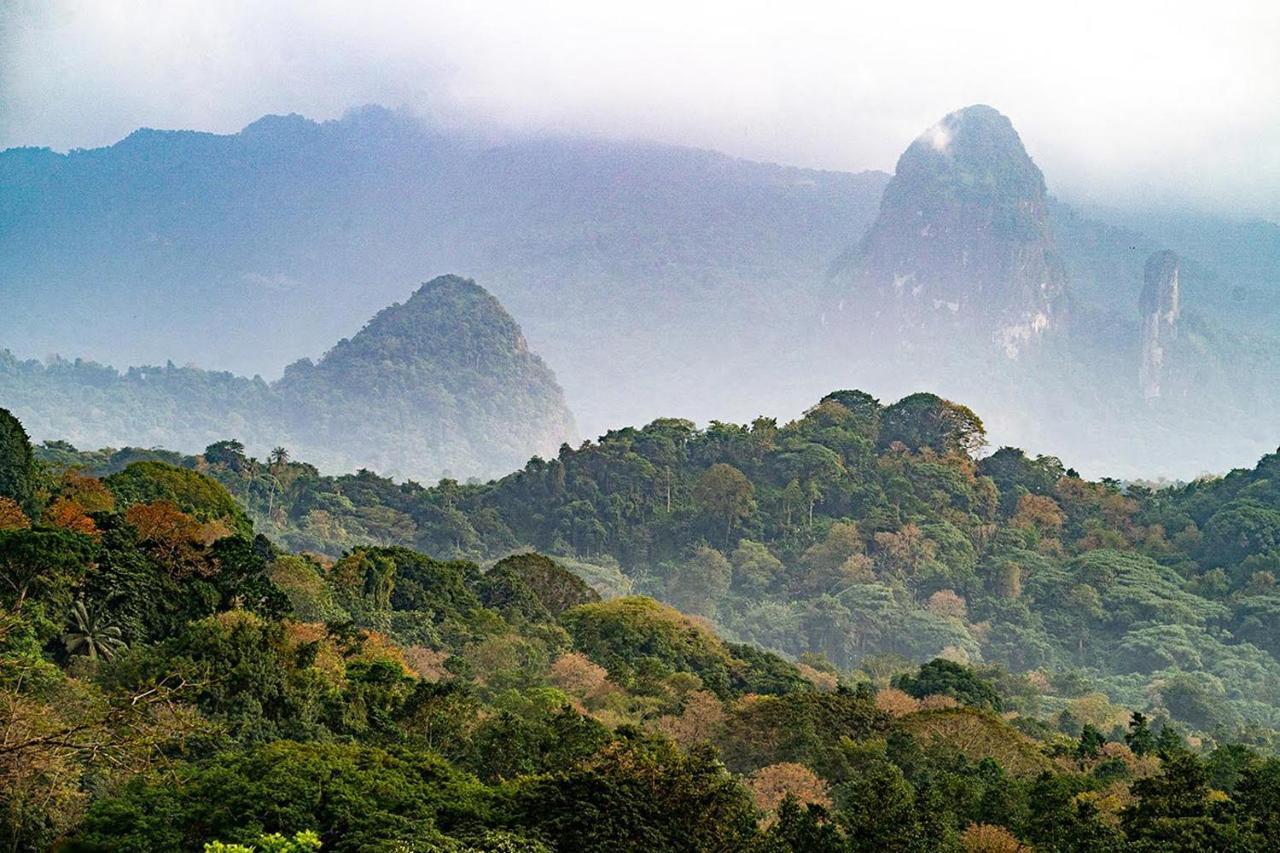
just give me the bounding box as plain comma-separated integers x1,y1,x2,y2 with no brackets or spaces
39,387,1280,745
0,276,575,479
7,402,1280,850
0,107,889,435
824,105,1280,478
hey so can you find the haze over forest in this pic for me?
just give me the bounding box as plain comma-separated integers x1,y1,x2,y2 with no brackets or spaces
2,102,1278,479
4,3,1279,480
6,6,1280,851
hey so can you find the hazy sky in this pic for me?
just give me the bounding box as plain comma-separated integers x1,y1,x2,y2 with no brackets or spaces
3,0,1278,218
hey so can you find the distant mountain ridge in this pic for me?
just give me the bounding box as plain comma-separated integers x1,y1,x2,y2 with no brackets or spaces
0,105,889,435
825,104,1280,477
2,104,1278,476
0,276,575,479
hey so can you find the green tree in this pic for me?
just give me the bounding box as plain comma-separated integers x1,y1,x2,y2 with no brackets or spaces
693,463,755,546
893,659,1002,711
666,546,732,616
1126,711,1156,756
731,539,784,596
1235,758,1280,849
879,393,986,456
1025,774,1125,852
977,446,1064,517
832,759,922,852
1155,723,1186,758
205,829,321,853
69,741,498,852
818,389,882,441
516,738,758,852
1160,674,1227,731
1076,724,1106,759
562,597,742,697
106,461,250,533
62,598,127,661
1201,500,1280,567
1122,752,1235,851
0,408,37,516
204,439,252,474
486,552,599,616
267,447,290,470
0,527,97,641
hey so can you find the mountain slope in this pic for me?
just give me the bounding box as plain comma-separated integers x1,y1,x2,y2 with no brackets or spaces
0,107,889,434
276,275,575,476
0,276,575,479
821,105,1279,477
834,104,1067,358
3,105,1277,475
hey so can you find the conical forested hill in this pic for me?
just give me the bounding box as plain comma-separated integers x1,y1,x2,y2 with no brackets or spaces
277,275,577,477
0,276,576,480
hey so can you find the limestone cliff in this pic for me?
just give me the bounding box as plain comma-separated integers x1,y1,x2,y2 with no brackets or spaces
1139,250,1181,399
835,105,1068,358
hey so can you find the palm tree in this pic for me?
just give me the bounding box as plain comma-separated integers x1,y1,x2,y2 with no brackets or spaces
63,598,126,661
268,446,290,471
267,446,290,521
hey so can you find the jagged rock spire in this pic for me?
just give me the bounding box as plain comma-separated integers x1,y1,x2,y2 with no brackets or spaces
1139,250,1180,399
838,105,1067,358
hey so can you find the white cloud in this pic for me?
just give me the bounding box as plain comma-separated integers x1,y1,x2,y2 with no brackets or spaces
923,122,951,154
2,0,1278,217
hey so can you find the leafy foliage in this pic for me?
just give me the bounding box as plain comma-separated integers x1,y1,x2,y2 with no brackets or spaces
107,462,249,532
893,658,1002,711
0,407,37,516
9,389,1280,849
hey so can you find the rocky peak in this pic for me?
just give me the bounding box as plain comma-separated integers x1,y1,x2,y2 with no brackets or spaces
275,274,576,477
1139,250,1181,399
315,275,530,370
888,104,1047,211
836,105,1067,358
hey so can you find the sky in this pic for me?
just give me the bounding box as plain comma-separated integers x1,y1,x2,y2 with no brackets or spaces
2,0,1278,219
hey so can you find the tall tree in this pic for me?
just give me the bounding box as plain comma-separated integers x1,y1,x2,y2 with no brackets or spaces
0,408,37,517
694,463,755,546
879,393,986,456
62,598,127,661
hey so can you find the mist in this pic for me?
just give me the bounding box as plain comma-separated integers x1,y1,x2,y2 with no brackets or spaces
3,0,1278,219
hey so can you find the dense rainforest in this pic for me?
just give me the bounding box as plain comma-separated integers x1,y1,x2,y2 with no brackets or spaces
8,388,1280,851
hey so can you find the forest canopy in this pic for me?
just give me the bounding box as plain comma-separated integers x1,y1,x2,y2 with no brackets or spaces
8,389,1280,851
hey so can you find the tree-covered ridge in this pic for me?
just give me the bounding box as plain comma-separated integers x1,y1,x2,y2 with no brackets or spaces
0,276,576,479
36,389,1280,745
6,405,1280,851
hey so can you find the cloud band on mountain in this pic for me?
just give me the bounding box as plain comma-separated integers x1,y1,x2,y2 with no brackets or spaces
2,0,1277,218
